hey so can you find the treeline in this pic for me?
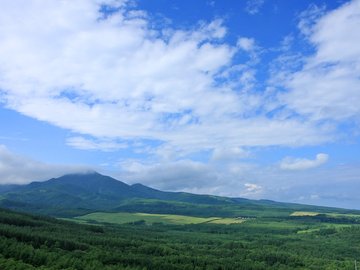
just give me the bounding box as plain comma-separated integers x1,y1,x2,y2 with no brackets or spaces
0,208,359,269
114,199,236,218
289,214,360,224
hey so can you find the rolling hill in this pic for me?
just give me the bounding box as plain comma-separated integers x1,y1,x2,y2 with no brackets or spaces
0,172,359,218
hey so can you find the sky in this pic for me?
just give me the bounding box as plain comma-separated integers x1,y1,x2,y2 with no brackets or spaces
0,0,360,209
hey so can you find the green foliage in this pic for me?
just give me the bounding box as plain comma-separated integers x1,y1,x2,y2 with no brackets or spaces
0,208,360,269
2,172,359,219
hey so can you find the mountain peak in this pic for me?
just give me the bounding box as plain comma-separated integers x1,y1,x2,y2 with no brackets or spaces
51,172,128,187
131,183,147,188
62,170,100,177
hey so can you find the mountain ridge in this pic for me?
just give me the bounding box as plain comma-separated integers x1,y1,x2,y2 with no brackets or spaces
1,172,359,217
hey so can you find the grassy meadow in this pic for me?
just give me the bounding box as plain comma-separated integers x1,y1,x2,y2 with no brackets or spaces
71,212,246,225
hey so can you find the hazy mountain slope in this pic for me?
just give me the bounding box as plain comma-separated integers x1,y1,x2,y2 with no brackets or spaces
0,172,235,215
1,173,138,210
1,172,359,217
130,183,234,204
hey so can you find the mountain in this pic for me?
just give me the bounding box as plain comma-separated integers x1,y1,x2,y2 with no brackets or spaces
0,172,236,216
0,173,137,210
0,172,358,217
0,184,19,193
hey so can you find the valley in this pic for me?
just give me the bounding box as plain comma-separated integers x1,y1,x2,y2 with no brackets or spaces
1,0,360,269
0,173,359,269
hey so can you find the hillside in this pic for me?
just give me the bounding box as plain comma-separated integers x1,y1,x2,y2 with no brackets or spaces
0,207,360,269
0,172,359,218
1,174,360,269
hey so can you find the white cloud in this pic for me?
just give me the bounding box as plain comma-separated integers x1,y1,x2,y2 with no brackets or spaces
236,37,260,65
241,183,263,197
0,0,335,157
115,157,267,198
66,136,127,151
281,0,360,122
297,4,326,37
280,153,329,170
112,155,360,208
0,143,358,209
0,0,358,211
245,0,265,15
237,37,255,52
118,159,219,191
267,163,360,209
211,146,248,161
0,145,90,184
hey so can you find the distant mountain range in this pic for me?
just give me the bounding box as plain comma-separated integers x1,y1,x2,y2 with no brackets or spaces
0,172,358,217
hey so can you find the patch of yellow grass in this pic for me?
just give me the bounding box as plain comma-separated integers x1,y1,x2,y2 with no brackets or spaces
290,211,319,217
73,212,249,225
208,218,245,224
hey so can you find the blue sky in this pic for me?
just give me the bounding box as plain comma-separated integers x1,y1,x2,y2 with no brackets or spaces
0,0,359,209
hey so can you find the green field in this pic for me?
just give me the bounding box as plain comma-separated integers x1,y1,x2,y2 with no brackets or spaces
72,212,246,225
1,207,360,269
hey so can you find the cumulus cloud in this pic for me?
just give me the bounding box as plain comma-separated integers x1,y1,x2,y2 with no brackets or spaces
114,153,360,209
115,157,266,197
118,159,220,191
280,153,329,170
0,0,359,209
281,0,360,122
0,143,358,209
241,183,263,197
111,155,360,208
245,0,265,15
0,145,91,184
0,0,334,158
237,37,256,52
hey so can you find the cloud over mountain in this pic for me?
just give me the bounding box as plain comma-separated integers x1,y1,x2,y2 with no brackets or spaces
0,145,90,184
0,0,359,209
280,153,329,170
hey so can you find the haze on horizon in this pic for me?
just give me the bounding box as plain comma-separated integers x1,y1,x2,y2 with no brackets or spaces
0,0,359,209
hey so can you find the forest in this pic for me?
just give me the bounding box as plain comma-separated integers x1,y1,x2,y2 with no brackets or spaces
0,207,359,270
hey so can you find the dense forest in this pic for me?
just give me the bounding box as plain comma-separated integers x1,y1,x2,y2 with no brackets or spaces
0,208,359,269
